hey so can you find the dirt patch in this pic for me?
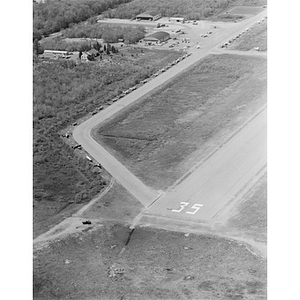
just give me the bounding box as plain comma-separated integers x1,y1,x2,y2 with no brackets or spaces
34,224,266,299
94,54,267,190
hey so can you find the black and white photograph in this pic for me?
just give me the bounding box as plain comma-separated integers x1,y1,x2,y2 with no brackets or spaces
30,1,269,299
4,1,297,299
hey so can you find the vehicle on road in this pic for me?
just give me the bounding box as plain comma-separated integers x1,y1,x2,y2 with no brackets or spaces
129,86,137,91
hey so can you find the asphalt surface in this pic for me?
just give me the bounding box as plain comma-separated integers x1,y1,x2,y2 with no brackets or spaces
73,9,267,214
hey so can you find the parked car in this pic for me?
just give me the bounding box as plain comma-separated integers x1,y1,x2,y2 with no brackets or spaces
72,144,82,150
82,220,92,225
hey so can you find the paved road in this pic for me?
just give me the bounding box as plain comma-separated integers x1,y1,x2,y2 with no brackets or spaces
145,108,267,222
73,10,267,208
73,116,160,207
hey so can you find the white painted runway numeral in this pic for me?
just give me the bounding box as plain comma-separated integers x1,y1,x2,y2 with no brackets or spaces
171,202,189,213
171,202,203,215
186,204,203,215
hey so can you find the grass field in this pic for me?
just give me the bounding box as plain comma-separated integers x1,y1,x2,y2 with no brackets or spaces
228,19,267,51
34,224,267,299
227,5,264,15
80,180,143,222
225,174,267,243
94,53,267,190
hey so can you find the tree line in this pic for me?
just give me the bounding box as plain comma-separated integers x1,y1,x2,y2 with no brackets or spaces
37,23,145,54
63,23,146,43
33,0,133,41
101,0,265,20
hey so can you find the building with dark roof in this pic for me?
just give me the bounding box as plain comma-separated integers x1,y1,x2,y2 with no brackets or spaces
87,49,100,57
143,31,171,44
136,11,161,21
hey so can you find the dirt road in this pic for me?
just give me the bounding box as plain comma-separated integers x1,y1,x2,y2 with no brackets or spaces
73,10,267,209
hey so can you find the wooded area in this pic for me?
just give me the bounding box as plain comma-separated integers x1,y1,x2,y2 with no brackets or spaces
63,23,146,43
102,0,267,20
33,48,181,236
33,0,132,40
102,0,235,20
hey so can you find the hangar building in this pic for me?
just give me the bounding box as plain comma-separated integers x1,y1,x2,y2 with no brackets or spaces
143,31,171,44
136,12,161,21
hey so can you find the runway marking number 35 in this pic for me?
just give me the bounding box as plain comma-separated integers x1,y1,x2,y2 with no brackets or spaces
171,202,203,215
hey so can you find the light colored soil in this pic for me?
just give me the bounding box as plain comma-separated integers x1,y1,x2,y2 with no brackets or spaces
95,53,267,190
34,224,267,300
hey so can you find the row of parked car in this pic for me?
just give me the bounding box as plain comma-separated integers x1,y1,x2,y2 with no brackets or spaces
152,53,192,77
101,53,193,105
221,16,267,49
66,52,192,136
63,52,193,165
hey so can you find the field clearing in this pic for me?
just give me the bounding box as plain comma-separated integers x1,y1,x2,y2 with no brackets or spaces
34,224,266,299
228,20,267,51
94,53,267,190
225,173,267,243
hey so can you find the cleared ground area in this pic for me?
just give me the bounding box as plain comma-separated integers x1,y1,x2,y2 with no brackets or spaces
34,224,266,300
94,53,267,190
